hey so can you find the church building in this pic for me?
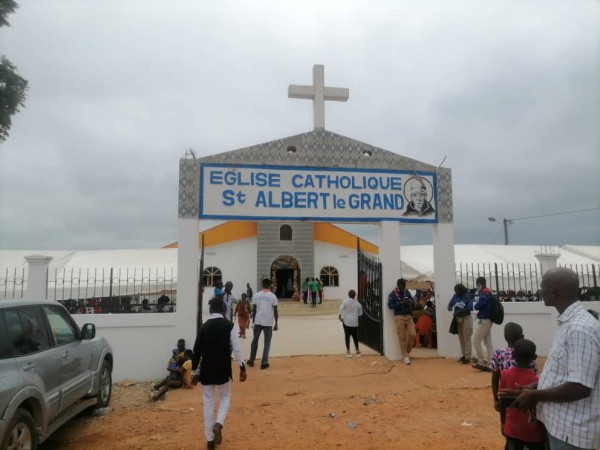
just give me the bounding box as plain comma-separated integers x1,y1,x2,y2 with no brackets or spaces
164,219,378,301
175,65,455,360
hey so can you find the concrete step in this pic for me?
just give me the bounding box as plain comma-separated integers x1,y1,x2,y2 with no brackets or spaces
277,299,341,317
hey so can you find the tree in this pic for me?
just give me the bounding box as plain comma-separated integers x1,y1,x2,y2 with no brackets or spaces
0,0,17,27
0,0,28,144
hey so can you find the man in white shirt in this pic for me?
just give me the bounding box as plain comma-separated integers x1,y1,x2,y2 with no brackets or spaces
338,289,363,357
247,278,278,370
507,268,600,450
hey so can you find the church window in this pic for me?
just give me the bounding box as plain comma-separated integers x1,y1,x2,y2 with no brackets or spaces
279,224,293,241
203,267,222,287
320,266,339,287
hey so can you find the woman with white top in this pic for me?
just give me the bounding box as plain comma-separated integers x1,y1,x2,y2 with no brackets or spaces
338,289,363,357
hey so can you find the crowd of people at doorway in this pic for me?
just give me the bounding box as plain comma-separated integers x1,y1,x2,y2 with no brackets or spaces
386,279,436,365
301,276,324,307
445,269,600,450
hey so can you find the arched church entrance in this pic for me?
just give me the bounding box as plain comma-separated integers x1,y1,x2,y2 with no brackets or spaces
270,255,300,300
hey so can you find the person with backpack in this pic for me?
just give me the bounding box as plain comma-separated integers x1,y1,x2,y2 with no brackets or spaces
388,278,416,365
472,276,495,370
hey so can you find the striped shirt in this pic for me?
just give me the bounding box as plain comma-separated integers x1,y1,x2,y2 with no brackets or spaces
488,346,537,374
537,301,600,449
223,292,235,322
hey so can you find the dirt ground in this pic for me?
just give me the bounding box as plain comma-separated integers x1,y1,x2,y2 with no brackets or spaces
38,354,540,450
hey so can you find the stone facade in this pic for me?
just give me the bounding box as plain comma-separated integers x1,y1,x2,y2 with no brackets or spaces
257,222,314,295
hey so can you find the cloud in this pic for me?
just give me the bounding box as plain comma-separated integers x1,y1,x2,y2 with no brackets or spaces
0,0,598,250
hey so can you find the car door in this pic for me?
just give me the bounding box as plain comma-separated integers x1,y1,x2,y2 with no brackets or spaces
0,311,22,422
42,305,93,410
5,306,62,421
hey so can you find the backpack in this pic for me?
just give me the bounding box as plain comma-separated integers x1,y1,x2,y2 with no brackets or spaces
489,296,504,325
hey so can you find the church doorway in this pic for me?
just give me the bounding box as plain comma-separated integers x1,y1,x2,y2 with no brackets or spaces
270,255,300,300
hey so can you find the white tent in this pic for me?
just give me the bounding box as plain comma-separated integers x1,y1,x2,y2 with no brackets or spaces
1,245,598,300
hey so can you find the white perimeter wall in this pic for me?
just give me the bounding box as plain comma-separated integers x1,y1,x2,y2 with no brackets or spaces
74,299,599,382
72,313,181,382
440,301,600,358
70,238,257,382
314,242,357,300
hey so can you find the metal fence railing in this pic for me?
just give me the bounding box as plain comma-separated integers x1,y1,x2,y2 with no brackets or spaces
455,262,599,302
0,266,177,314
3,262,597,308
0,267,26,300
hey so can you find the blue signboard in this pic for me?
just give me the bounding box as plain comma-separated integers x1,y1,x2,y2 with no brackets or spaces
199,163,438,223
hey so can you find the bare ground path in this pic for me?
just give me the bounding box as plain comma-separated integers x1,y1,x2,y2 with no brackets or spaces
41,354,513,450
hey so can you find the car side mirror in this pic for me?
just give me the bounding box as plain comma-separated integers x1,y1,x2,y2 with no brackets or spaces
81,323,96,340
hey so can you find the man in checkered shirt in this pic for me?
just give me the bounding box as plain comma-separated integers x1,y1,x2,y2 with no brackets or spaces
507,267,599,450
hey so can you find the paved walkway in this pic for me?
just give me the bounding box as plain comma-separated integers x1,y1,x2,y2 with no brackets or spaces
224,312,440,360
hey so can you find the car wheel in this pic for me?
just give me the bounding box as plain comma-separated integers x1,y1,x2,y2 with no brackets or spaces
2,408,38,450
95,360,112,408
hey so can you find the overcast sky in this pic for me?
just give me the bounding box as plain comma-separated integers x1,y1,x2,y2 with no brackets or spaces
1,0,598,250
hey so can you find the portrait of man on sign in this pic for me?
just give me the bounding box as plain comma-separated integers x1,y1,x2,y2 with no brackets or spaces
402,177,435,217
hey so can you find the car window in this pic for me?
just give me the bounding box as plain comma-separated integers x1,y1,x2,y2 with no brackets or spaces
5,307,52,356
0,312,12,359
43,305,79,345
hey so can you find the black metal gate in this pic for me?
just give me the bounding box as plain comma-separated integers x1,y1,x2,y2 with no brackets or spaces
357,241,384,354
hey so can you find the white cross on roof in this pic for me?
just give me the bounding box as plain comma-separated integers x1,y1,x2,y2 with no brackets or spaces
288,65,349,130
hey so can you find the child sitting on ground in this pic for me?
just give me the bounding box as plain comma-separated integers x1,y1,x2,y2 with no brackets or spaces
498,339,545,450
150,350,194,401
167,338,187,373
181,349,194,388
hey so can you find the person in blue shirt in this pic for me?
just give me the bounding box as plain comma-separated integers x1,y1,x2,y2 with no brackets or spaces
472,276,495,370
387,278,415,365
213,280,224,299
447,283,474,364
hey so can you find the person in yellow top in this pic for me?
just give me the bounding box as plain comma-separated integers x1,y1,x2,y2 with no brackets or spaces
150,349,195,401
181,349,194,387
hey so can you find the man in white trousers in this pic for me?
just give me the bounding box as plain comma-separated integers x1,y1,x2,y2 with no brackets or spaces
191,297,247,449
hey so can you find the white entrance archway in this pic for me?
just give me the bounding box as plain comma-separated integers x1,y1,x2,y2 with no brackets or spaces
177,66,456,361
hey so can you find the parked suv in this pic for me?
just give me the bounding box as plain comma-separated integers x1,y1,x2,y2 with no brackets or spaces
0,299,113,449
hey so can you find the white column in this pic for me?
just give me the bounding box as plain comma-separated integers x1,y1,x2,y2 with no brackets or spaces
379,221,402,360
432,223,457,358
24,254,53,300
176,218,200,343
535,251,560,275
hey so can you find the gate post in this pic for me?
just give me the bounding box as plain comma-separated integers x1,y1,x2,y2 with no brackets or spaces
177,218,200,343
432,223,456,358
24,254,53,300
535,248,560,275
379,221,402,360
